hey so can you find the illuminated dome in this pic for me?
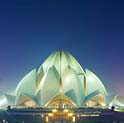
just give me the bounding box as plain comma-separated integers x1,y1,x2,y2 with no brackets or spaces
15,51,107,107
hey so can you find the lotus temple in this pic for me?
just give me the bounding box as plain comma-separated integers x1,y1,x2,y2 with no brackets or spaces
0,50,124,123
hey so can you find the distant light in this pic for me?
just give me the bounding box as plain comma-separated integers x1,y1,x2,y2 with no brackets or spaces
45,116,49,122
2,119,6,123
48,113,53,116
63,109,69,113
52,109,57,113
68,113,73,117
80,114,99,117
72,116,76,122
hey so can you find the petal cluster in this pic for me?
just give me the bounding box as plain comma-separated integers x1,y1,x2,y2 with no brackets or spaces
15,51,107,107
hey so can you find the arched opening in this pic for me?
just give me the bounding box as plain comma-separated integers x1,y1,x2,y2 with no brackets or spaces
84,94,106,107
45,93,76,108
16,94,37,107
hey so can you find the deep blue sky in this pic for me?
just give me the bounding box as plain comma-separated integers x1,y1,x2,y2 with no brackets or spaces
0,0,124,95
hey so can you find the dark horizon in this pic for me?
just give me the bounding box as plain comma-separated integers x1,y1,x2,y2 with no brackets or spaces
0,0,124,96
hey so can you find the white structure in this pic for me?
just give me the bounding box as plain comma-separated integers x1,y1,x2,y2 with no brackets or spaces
0,51,108,107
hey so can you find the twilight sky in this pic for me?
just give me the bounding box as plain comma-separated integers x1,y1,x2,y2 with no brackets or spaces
0,0,124,95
